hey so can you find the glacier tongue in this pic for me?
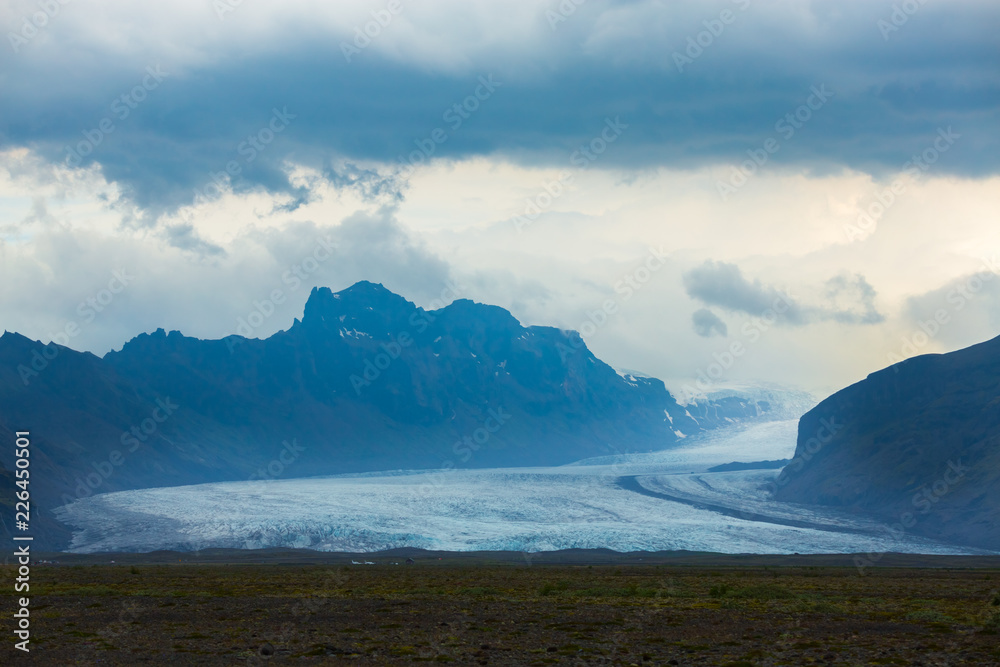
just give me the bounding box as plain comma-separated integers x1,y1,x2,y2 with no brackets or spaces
52,420,992,556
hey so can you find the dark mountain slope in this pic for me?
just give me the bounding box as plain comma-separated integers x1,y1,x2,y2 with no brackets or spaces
775,335,1000,551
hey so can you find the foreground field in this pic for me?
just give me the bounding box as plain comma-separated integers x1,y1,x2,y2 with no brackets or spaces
6,559,1000,665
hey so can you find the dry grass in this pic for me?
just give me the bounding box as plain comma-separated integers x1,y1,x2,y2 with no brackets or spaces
4,562,1000,665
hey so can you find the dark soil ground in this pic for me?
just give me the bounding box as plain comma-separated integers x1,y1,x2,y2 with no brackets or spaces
5,553,1000,665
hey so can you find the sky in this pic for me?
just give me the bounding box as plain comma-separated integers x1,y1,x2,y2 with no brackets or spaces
1,0,998,398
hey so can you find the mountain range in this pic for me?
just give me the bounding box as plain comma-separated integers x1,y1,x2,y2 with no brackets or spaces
0,281,783,549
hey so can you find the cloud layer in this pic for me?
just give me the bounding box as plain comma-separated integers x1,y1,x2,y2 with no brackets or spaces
2,0,998,213
683,260,883,327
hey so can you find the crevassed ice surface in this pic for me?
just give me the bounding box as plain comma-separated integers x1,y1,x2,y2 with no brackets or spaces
54,420,994,555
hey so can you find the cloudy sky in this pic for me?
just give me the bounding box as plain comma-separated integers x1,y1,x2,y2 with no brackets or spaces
1,0,998,398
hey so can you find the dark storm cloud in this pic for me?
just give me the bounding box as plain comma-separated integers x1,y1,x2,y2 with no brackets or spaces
1,0,997,212
323,162,405,204
161,223,226,257
683,261,805,324
683,261,883,326
692,308,728,338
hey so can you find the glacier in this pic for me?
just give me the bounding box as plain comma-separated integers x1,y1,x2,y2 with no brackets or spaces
53,419,995,555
